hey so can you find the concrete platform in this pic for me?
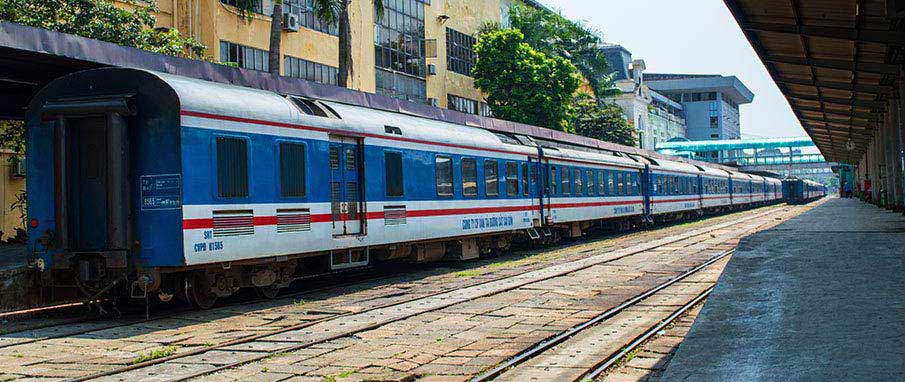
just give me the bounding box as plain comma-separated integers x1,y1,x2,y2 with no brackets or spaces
662,198,905,381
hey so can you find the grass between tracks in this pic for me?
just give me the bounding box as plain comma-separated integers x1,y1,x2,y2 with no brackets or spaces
132,346,178,364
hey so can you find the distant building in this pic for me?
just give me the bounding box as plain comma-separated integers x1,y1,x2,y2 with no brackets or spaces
644,73,754,161
600,44,686,150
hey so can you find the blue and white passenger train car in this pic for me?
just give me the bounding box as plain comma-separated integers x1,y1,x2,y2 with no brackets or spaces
646,159,704,217
25,68,786,307
699,166,732,211
541,147,645,227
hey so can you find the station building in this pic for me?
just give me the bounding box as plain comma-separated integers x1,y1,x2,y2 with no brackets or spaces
110,0,557,115
601,44,687,151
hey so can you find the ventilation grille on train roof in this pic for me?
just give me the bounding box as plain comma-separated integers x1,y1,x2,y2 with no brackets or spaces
384,206,406,226
277,208,311,233
213,210,255,237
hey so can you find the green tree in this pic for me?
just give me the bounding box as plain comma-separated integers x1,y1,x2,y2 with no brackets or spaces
473,29,581,131
570,93,637,147
508,4,617,98
0,0,205,58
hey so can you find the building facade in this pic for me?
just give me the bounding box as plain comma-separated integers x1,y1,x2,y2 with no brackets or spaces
645,73,754,161
601,44,686,150
113,0,546,116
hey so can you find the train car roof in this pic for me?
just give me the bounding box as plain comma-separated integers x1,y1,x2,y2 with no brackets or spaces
648,158,704,175
155,72,538,156
542,146,644,169
698,165,732,177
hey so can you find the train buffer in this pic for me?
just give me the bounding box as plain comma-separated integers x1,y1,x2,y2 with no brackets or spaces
661,197,905,381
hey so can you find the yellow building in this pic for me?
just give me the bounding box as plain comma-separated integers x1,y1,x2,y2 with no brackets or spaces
116,0,549,114
0,150,25,241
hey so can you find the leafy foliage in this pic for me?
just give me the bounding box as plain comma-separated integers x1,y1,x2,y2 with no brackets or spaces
0,0,206,58
570,93,637,147
0,121,24,156
508,4,617,98
473,29,581,131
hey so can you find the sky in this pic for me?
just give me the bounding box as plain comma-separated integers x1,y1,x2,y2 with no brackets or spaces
542,0,807,140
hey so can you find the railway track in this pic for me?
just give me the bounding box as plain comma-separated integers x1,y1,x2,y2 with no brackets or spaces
0,205,778,345
469,251,727,381
53,205,792,382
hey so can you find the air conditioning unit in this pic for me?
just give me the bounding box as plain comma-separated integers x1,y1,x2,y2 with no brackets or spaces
283,12,300,32
427,64,437,75
10,157,24,178
428,98,439,107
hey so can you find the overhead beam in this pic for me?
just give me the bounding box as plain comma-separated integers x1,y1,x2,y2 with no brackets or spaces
802,117,873,129
794,105,880,121
779,76,893,94
764,54,902,75
742,22,905,45
786,92,887,109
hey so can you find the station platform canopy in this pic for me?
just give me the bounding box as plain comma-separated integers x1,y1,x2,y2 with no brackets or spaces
723,0,905,165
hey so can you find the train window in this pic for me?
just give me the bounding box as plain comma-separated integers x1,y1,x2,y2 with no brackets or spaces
279,142,306,198
630,174,637,196
597,170,606,196
216,137,249,198
550,166,558,196
587,170,595,196
506,162,519,197
485,160,499,197
573,169,582,196
462,158,477,197
436,156,453,197
608,172,615,196
385,151,404,197
562,167,571,196
521,163,529,196
674,176,680,195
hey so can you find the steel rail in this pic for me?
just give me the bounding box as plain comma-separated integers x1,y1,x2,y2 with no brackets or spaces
580,287,713,381
468,249,732,382
66,207,781,382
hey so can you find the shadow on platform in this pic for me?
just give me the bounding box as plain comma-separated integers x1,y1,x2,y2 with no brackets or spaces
662,198,905,381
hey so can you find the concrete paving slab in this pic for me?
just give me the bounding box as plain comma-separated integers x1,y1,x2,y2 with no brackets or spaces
662,199,905,382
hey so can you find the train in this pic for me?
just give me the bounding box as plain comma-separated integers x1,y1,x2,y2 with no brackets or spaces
25,68,799,308
782,177,827,204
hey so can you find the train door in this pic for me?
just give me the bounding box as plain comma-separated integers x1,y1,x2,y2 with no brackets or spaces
328,136,365,236
55,112,130,252
543,160,554,222
527,157,540,224
69,117,108,249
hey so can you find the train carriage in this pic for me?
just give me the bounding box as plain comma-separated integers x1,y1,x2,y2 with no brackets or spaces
645,159,704,218
26,68,544,306
767,177,783,203
748,174,768,205
783,178,826,204
728,171,753,208
540,147,646,229
699,166,733,211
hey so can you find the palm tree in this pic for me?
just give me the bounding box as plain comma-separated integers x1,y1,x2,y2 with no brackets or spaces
255,0,381,85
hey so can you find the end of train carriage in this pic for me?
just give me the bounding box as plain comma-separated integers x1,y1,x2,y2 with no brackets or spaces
782,177,826,204
25,69,185,302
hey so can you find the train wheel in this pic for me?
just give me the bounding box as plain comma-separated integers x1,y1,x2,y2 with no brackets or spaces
256,284,280,300
185,272,218,310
